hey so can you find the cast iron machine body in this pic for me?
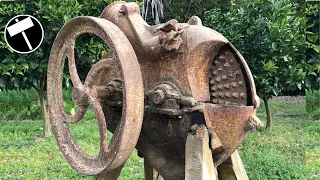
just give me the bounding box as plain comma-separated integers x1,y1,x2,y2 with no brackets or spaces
47,2,261,179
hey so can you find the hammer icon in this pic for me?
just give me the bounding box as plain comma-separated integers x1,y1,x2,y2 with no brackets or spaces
7,17,34,50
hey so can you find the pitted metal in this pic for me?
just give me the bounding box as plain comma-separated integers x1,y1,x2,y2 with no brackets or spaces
47,1,261,179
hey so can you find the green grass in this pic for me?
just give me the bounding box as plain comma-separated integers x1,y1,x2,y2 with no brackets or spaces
0,99,319,179
239,100,319,180
257,100,306,116
0,120,144,179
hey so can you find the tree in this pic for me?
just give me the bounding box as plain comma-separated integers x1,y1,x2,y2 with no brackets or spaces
204,0,308,131
305,2,320,90
0,0,118,137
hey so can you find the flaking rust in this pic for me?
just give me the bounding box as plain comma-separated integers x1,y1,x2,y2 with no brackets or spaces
47,1,261,179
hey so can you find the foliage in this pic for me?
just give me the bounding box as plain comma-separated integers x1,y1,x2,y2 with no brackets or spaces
204,0,307,99
0,89,41,120
0,2,28,89
305,2,320,90
0,0,120,90
306,90,320,120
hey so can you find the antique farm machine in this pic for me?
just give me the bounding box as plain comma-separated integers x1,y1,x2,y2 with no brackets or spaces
47,1,261,179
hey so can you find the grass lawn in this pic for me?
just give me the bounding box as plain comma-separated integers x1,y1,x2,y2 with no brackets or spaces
0,101,319,179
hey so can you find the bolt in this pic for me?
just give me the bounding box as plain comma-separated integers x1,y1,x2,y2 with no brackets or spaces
244,116,262,131
153,89,165,105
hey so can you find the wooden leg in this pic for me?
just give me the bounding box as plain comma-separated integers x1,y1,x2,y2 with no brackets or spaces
217,150,248,180
185,125,217,180
93,164,124,180
144,158,164,180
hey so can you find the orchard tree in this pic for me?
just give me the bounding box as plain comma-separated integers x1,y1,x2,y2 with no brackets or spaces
0,0,116,137
305,2,320,90
204,0,308,131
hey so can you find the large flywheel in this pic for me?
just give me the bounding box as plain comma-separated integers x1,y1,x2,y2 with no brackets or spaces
47,16,144,175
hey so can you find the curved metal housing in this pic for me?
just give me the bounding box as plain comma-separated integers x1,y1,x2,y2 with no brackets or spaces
48,1,261,179
99,2,261,179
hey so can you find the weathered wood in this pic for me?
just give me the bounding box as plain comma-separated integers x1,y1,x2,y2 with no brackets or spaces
217,150,248,180
93,165,124,180
144,158,164,180
185,125,217,180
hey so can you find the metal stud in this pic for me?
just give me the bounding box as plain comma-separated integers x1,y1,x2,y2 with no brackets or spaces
232,93,239,98
211,86,218,91
224,62,230,67
231,82,237,88
211,92,218,97
222,75,227,80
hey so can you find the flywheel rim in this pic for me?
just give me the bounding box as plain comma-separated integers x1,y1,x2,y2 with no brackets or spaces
47,16,144,175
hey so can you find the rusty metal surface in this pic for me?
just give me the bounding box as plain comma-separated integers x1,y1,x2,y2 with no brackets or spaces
48,1,261,179
202,104,261,165
47,16,144,175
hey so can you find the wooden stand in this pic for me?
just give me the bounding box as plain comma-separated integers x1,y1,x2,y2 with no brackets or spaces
93,165,124,180
94,126,248,180
185,125,217,180
143,125,249,180
144,158,164,180
217,150,248,180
